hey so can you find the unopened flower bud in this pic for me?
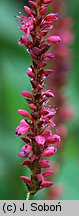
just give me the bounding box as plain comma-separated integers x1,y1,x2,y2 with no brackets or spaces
24,6,31,16
18,109,31,117
47,35,61,43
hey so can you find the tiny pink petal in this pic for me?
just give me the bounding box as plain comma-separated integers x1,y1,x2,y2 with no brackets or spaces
18,152,26,158
49,120,56,127
35,135,45,146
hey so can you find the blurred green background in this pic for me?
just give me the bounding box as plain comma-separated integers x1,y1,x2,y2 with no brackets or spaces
0,0,79,199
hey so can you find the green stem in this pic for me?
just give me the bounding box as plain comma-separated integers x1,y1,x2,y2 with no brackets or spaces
26,192,34,200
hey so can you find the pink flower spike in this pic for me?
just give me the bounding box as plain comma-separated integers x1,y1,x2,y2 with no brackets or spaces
26,68,34,78
29,103,36,111
24,6,31,16
45,13,58,21
20,176,31,184
43,146,57,157
35,135,45,146
16,0,62,195
21,91,32,98
47,35,61,43
18,109,31,117
43,170,54,177
47,134,61,144
40,181,53,188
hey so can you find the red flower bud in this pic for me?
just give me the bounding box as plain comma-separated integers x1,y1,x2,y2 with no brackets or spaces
20,176,31,184
32,47,40,55
21,91,32,98
18,109,31,117
29,103,36,111
43,69,54,76
42,90,54,97
21,137,31,143
21,160,31,167
43,147,57,157
24,6,31,16
43,170,54,177
42,130,52,138
43,0,53,4
40,7,47,16
38,61,47,68
45,13,58,21
43,53,55,61
38,174,44,181
38,84,44,90
40,181,53,188
39,160,50,168
26,68,34,78
47,35,61,43
46,134,61,143
40,30,47,37
29,1,37,10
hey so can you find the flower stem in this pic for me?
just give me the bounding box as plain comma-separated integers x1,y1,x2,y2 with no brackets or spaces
26,192,34,200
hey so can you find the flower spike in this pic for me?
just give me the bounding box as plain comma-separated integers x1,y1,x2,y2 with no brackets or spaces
16,0,61,198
